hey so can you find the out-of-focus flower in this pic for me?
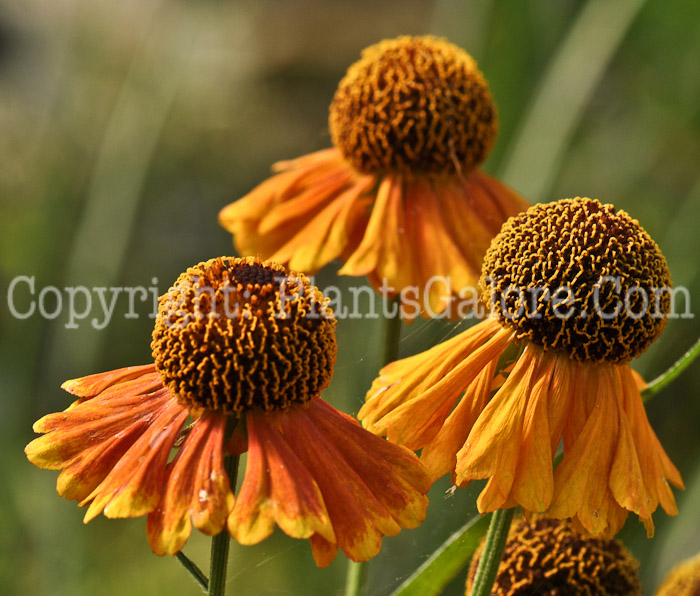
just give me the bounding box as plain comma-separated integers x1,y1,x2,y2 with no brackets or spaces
655,552,700,595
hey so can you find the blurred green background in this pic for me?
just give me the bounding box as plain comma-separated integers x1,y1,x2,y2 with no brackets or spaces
2,0,700,594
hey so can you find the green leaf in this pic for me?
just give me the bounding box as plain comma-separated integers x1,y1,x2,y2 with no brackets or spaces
391,514,491,596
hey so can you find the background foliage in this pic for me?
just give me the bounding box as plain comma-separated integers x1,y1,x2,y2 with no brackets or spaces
2,1,699,594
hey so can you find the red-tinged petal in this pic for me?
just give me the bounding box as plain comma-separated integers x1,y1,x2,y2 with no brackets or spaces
469,170,529,225
80,400,188,522
280,405,401,564
434,180,496,279
421,359,497,483
411,181,481,315
147,412,234,555
303,398,429,529
309,533,339,569
224,417,248,456
60,364,158,399
26,387,173,468
228,411,334,546
55,421,152,501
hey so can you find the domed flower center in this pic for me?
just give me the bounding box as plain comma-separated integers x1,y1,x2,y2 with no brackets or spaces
480,198,672,364
151,257,337,415
329,35,497,177
467,517,640,595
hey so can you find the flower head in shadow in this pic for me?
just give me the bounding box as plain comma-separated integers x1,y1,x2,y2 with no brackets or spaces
466,517,641,595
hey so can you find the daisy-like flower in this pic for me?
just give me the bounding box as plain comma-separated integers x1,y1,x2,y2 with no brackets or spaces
360,197,683,536
655,552,700,595
25,256,430,567
219,35,527,318
466,517,641,595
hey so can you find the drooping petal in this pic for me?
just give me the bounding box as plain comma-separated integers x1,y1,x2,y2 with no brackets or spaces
340,174,406,282
27,386,172,468
227,410,335,548
220,148,374,275
147,412,235,555
618,365,683,516
548,367,620,535
456,345,556,512
80,399,189,522
360,318,511,443
381,325,513,450
420,359,498,483
280,403,403,565
609,370,649,520
302,398,429,529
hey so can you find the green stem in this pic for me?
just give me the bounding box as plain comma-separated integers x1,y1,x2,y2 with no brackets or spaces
643,336,700,402
345,561,370,596
176,551,208,592
468,508,514,596
208,454,240,596
345,298,402,596
381,297,403,366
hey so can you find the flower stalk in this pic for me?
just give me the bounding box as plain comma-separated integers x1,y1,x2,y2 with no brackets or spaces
346,299,402,596
643,336,700,401
468,508,514,596
208,454,240,596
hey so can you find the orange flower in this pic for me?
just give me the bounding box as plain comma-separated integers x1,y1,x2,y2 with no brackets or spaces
219,36,527,318
26,257,429,566
360,198,683,537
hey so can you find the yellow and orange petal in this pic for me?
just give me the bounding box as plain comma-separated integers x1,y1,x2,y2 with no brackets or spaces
360,317,683,537
147,411,235,555
219,36,528,319
230,397,430,567
27,368,430,564
27,365,240,553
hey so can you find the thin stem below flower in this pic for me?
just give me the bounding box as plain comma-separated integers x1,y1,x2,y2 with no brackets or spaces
345,298,402,596
208,454,240,596
176,551,209,592
468,508,515,596
643,336,700,402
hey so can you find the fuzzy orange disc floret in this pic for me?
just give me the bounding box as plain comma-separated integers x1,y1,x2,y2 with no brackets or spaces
329,35,497,177
480,198,672,364
151,257,337,415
